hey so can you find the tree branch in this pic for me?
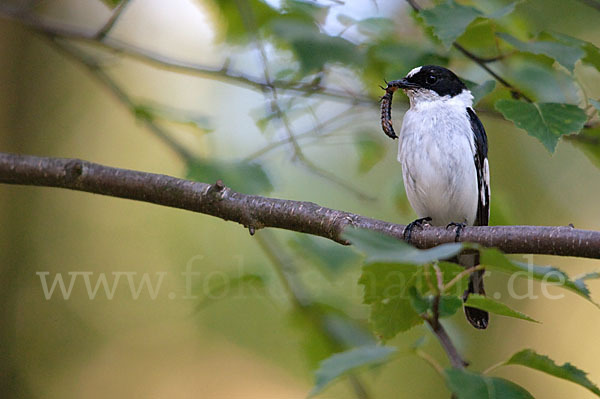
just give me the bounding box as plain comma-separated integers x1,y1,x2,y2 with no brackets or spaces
2,152,600,259
425,317,467,369
0,4,372,106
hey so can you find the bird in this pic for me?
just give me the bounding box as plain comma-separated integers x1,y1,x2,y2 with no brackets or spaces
380,65,490,329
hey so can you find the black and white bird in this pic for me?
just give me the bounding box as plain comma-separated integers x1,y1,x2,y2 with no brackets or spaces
381,65,490,329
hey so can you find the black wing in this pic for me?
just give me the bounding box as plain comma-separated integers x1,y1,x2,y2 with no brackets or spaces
467,108,489,227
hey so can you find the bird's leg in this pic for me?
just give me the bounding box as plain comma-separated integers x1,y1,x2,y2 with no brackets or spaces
403,217,432,243
446,222,466,242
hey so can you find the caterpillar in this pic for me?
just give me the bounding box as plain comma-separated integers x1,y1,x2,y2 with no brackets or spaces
380,80,404,140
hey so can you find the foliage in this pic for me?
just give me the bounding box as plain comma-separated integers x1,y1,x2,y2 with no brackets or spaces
341,228,600,398
495,100,588,152
445,368,534,399
311,345,396,396
504,349,600,396
18,0,600,397
463,294,538,323
86,0,600,395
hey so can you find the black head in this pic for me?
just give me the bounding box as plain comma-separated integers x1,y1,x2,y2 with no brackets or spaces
397,65,467,97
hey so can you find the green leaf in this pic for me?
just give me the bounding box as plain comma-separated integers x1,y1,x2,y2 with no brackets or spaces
364,42,448,95
212,0,280,43
505,349,600,397
544,32,600,73
133,104,154,122
288,235,360,274
479,247,598,305
186,159,273,195
320,314,375,348
495,99,587,152
311,345,396,396
100,0,122,8
359,261,466,339
496,32,585,72
446,369,533,399
466,80,496,105
283,0,329,23
408,286,429,314
135,102,212,134
574,271,600,295
269,18,362,73
419,0,482,48
360,264,424,338
569,127,600,169
343,228,463,265
419,1,518,48
583,42,600,72
438,295,463,317
356,17,395,38
409,287,462,318
486,1,520,19
464,294,539,323
354,133,387,174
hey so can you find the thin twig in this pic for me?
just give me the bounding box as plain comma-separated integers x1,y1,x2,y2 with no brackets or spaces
416,349,445,376
48,39,196,162
425,317,467,369
0,5,373,105
443,265,484,293
96,0,131,40
482,360,505,375
234,0,375,201
426,264,468,373
243,107,365,161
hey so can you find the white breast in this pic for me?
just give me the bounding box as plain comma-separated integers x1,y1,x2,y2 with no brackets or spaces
398,90,479,226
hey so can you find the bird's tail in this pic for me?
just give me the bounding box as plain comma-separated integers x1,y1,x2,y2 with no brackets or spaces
459,251,489,329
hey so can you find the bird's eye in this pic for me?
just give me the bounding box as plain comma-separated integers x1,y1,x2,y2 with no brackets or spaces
426,75,437,85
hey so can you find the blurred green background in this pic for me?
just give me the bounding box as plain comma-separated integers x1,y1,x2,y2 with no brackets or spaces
1,0,600,398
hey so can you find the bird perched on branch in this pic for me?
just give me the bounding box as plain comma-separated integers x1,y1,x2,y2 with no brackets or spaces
380,65,490,329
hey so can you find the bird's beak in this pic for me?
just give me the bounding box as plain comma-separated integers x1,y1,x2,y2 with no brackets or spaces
388,78,419,90
387,78,419,90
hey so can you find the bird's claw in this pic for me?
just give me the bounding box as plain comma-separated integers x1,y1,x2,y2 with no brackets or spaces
403,217,432,244
446,222,466,242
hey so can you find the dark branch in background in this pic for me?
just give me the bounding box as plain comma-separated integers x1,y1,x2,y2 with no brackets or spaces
0,6,376,395
405,0,533,102
2,152,600,259
577,0,600,12
51,40,197,162
234,0,375,201
3,0,600,381
0,4,372,106
425,317,466,369
0,5,375,201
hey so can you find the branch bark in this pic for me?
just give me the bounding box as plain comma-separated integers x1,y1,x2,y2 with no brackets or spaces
1,152,600,259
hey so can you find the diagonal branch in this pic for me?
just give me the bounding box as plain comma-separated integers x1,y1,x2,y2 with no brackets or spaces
0,4,372,105
2,151,600,259
96,0,132,40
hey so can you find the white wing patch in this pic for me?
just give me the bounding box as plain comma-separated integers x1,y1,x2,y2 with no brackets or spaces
482,158,490,206
406,66,422,78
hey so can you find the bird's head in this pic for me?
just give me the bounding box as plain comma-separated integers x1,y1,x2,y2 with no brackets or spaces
394,65,470,106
